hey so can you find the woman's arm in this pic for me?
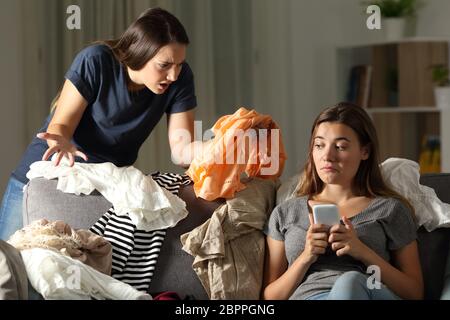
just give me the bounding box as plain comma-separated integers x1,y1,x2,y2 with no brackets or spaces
262,237,307,300
329,218,424,300
38,79,88,166
262,217,329,300
167,109,205,168
358,240,423,300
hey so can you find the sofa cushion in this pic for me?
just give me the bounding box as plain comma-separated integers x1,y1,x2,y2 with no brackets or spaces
418,174,450,300
22,177,223,299
148,184,223,299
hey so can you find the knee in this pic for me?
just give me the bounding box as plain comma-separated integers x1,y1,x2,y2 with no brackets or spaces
328,271,369,300
335,271,367,287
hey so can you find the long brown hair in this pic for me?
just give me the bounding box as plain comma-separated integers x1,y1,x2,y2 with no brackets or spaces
297,102,414,215
102,7,189,70
51,7,189,112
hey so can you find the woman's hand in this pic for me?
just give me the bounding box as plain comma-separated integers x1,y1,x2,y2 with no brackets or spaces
37,132,88,166
328,216,367,260
300,214,329,265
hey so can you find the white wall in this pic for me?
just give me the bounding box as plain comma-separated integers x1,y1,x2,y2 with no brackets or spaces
1,0,449,197
0,0,25,195
417,0,450,38
416,0,450,173
250,0,385,179
248,0,450,180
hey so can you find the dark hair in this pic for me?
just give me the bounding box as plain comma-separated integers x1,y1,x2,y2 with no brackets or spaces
297,102,414,215
51,8,189,112
103,7,189,70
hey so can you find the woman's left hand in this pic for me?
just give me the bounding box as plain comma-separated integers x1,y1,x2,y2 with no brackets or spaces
328,217,367,260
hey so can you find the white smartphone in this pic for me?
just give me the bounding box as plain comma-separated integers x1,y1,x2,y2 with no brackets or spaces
312,204,341,227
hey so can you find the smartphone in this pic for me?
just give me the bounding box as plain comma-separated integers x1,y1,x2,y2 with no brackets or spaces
312,204,341,227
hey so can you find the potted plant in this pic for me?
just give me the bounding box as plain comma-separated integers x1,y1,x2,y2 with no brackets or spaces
367,0,421,40
431,64,450,110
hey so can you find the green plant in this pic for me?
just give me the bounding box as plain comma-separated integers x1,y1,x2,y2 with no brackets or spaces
366,0,419,17
431,64,450,87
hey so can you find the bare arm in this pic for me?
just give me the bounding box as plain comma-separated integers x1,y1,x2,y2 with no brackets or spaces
38,79,88,166
262,216,329,300
167,109,205,168
329,218,424,300
358,241,423,300
262,237,310,300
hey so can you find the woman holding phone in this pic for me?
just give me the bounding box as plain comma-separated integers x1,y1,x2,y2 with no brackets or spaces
262,102,423,300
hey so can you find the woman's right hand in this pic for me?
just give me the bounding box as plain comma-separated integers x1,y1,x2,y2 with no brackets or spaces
37,132,88,167
300,214,329,265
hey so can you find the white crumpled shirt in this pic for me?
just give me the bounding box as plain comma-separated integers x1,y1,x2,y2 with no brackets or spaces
21,248,152,300
380,158,450,231
26,160,188,232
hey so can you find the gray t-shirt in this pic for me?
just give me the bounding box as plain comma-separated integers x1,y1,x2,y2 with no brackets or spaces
263,196,417,300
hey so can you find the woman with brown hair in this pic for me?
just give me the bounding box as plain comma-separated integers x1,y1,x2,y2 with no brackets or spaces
262,102,423,300
0,8,201,240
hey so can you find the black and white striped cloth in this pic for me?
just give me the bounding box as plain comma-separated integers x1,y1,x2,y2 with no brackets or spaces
90,172,192,291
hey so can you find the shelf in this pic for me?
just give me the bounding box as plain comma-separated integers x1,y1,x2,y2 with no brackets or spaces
365,107,441,114
338,37,450,49
337,40,450,173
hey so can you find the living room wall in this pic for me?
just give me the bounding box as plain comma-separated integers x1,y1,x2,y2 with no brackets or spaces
0,0,25,197
2,0,450,197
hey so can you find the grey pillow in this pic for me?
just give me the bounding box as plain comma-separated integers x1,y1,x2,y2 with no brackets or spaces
22,178,111,229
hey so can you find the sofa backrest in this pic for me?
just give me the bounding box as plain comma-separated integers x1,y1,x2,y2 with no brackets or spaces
417,174,450,300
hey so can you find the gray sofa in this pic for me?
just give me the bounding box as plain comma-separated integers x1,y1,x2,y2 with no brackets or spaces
22,178,224,300
22,174,450,300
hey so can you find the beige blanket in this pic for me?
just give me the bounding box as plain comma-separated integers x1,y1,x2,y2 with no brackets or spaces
181,177,277,299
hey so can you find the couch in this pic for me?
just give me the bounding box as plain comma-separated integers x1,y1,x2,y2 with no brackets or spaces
21,173,450,300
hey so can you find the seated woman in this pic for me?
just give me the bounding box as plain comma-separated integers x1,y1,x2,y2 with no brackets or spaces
262,102,423,300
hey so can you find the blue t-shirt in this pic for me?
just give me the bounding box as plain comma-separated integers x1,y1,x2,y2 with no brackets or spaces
12,44,197,183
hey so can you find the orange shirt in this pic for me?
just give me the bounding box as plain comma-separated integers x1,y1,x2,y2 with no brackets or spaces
186,107,287,200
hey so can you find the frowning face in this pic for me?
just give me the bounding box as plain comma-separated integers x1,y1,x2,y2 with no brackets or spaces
128,42,187,94
312,122,369,187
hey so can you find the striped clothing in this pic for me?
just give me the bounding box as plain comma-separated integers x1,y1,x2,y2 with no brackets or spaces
90,172,191,291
